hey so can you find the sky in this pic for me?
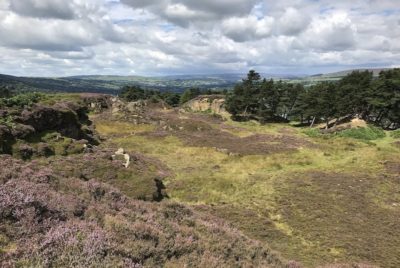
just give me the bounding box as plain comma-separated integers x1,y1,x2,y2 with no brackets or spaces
0,0,399,77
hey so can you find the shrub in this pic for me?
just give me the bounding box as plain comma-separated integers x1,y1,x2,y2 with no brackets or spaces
0,92,43,108
337,126,386,140
0,115,14,128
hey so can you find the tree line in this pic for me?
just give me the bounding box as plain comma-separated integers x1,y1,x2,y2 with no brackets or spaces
119,85,227,107
225,69,400,130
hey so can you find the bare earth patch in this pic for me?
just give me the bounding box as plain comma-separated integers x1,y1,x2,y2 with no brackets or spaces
384,161,400,175
133,109,316,155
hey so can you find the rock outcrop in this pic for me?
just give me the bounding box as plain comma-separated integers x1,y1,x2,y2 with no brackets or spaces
14,102,99,144
81,93,112,113
0,100,100,157
183,95,228,115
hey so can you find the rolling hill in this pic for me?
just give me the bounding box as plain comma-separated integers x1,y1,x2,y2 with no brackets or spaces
0,68,394,94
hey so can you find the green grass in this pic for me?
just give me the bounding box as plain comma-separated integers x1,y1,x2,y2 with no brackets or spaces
390,129,400,139
302,128,322,138
95,116,400,267
337,126,386,140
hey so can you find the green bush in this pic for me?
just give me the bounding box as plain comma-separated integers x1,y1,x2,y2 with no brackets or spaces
337,126,386,140
390,130,400,139
0,115,14,128
0,92,43,108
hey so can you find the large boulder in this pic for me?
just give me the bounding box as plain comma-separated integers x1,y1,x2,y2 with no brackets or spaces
183,95,228,115
80,93,112,113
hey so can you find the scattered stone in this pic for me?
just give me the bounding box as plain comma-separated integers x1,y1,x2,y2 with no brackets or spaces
112,148,130,168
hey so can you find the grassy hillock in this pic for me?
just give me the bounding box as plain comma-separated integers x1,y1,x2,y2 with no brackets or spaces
94,100,400,267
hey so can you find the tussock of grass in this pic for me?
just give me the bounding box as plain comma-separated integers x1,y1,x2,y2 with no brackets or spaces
337,126,386,140
38,93,83,106
302,128,321,138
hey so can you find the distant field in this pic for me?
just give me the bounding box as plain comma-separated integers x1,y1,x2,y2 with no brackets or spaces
1,68,391,93
0,73,238,94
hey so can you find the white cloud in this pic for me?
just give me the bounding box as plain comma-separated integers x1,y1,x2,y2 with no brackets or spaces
222,16,274,42
0,12,99,51
278,7,310,35
0,0,399,76
302,12,356,51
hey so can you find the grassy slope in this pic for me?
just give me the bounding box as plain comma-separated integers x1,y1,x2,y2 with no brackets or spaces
94,113,400,268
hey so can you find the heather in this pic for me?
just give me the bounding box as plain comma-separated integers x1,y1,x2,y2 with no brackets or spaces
0,155,289,267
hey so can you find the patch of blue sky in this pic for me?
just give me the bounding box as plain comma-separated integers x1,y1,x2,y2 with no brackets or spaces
113,19,135,25
160,23,176,32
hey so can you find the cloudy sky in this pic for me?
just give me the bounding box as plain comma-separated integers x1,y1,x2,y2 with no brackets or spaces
0,0,399,77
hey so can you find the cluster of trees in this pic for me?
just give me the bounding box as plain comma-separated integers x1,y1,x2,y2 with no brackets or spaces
0,91,43,108
120,85,226,107
226,71,303,123
225,69,400,129
0,85,13,98
119,85,181,106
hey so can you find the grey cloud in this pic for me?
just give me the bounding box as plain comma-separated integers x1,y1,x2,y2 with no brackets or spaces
120,0,163,9
9,0,75,20
121,0,260,27
0,13,100,51
47,50,96,60
177,0,258,17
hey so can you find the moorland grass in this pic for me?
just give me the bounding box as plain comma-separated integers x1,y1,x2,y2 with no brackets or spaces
95,118,400,267
337,126,386,140
390,129,400,139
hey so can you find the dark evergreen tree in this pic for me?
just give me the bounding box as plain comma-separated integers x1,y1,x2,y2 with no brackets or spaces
180,88,201,104
225,70,262,119
258,79,279,121
336,71,373,118
0,86,13,98
368,69,400,128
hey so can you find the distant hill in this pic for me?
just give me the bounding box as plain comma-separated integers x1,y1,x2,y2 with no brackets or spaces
0,73,240,94
0,68,396,94
311,68,390,79
291,68,394,86
0,74,120,94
